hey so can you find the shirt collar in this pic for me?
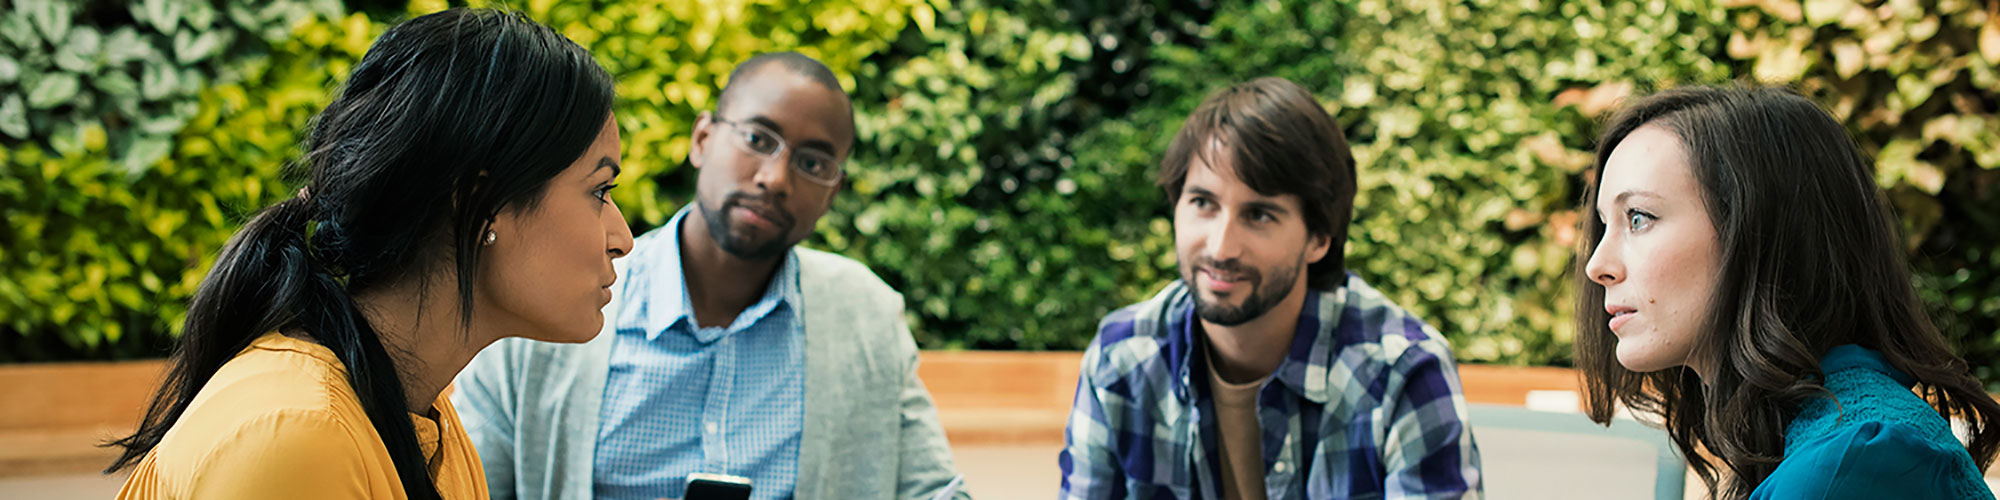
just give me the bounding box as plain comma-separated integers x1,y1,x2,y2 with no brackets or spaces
618,206,802,343
1167,278,1347,405
1820,344,1916,387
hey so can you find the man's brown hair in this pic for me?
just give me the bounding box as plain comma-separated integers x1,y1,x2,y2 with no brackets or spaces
1158,76,1357,289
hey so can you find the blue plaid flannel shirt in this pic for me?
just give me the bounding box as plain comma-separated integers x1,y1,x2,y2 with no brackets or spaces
1059,274,1483,499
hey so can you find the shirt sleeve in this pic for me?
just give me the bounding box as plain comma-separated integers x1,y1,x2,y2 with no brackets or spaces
1757,421,1973,500
1059,341,1125,500
1380,336,1484,499
185,409,374,499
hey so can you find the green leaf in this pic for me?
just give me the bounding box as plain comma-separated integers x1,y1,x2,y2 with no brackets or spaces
1897,73,1935,108
1830,40,1863,79
0,15,37,49
26,72,80,109
137,107,186,134
1802,0,1852,26
1982,19,2000,65
178,67,204,95
72,324,100,349
142,0,182,33
224,3,260,37
103,28,147,64
913,4,936,36
1752,38,1811,82
48,120,84,154
104,322,125,344
184,0,216,31
53,27,100,73
172,29,224,64
92,70,138,97
0,94,27,139
306,0,343,20
0,54,18,84
29,0,71,44
140,61,177,99
122,136,172,174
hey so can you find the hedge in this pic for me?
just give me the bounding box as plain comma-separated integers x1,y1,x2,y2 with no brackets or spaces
3,1,1995,386
1,0,361,361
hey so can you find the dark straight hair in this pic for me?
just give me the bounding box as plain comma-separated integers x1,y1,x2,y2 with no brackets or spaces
1574,85,2000,499
1157,76,1357,289
105,9,614,499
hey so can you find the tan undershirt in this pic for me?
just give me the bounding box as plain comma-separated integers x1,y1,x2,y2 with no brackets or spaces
1206,344,1271,500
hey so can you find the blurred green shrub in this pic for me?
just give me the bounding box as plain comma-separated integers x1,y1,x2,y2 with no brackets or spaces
0,0,342,173
816,0,1215,349
1,8,379,360
4,0,1996,379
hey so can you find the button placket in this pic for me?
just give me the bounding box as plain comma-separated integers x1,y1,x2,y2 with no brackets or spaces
700,332,735,473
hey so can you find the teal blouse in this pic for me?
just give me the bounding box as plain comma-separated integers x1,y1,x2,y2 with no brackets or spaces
1749,345,1994,499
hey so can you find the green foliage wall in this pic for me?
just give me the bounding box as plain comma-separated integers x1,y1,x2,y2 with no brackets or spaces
818,0,1214,349
0,0,343,173
4,0,1996,384
1,0,366,361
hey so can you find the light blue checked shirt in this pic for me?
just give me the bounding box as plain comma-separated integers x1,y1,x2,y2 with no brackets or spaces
592,208,805,500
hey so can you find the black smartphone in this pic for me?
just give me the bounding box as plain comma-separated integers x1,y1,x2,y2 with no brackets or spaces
683,473,753,500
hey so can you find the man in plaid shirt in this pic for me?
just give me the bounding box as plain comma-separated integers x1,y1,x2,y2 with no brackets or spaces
1058,77,1483,499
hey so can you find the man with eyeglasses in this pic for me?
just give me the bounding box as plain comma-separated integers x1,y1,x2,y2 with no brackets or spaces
453,52,970,500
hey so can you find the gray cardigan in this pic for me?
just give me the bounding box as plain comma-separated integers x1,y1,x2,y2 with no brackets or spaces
451,247,968,499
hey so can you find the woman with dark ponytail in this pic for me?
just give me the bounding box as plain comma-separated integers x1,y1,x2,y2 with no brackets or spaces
1576,85,2000,499
107,8,631,499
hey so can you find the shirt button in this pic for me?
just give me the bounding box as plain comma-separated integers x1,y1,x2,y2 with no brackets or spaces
1273,462,1288,474
705,423,719,434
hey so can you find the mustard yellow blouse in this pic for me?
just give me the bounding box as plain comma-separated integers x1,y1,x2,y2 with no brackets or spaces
117,332,488,500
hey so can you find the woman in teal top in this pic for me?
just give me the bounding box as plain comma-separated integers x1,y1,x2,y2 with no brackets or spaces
1571,85,2000,499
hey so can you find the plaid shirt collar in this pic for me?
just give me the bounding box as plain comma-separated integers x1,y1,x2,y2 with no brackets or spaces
1161,286,1340,406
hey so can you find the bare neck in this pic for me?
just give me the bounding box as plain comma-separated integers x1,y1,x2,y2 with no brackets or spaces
352,279,501,415
1200,284,1310,385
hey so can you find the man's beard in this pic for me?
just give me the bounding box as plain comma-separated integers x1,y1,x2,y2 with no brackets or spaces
697,192,797,260
1182,254,1303,327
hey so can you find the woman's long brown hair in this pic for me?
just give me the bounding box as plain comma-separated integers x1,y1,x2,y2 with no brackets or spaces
1574,85,2000,499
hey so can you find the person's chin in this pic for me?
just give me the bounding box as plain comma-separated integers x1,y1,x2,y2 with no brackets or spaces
540,314,603,344
1614,341,1672,373
727,223,783,244
727,224,770,242
1193,289,1233,309
720,229,796,258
